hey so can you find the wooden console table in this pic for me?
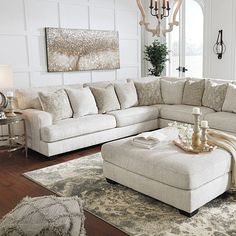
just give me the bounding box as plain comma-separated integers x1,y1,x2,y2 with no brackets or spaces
0,112,28,157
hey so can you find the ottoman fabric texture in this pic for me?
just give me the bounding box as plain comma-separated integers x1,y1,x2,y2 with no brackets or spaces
0,195,86,236
102,133,231,190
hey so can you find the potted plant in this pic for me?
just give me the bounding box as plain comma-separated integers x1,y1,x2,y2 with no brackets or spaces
144,40,169,77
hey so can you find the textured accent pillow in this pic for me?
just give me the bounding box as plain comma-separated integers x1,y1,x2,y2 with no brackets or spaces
202,80,228,111
115,82,138,109
16,89,42,110
134,80,163,106
38,89,73,122
66,87,98,118
182,79,205,106
161,79,186,105
90,84,120,113
222,83,236,113
0,196,86,236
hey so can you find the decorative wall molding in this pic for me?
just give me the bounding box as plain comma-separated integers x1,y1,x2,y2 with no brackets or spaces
0,0,141,88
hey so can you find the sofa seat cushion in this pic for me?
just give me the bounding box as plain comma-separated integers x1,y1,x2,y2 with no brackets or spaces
41,114,116,142
204,112,236,133
107,106,159,127
102,136,232,190
160,105,215,124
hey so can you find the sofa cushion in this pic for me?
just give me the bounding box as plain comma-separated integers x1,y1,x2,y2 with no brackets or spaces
160,105,215,124
202,80,228,111
38,89,73,122
90,84,120,113
134,80,163,105
41,114,116,142
182,79,205,106
161,79,186,105
115,81,138,109
16,84,83,110
204,112,236,133
107,106,159,127
66,87,98,117
222,83,236,113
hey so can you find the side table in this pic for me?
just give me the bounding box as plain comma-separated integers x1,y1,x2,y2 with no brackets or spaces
0,112,28,157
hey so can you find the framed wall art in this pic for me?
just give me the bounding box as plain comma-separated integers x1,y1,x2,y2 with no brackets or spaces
45,27,120,72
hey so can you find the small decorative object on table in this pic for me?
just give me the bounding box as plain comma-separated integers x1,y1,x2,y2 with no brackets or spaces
172,108,217,154
192,107,201,149
6,91,16,117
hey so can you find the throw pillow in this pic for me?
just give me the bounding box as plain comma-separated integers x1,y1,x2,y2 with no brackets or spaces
38,89,73,122
0,195,86,236
90,84,120,113
202,80,228,111
134,80,163,106
161,79,186,105
182,79,205,106
66,87,98,117
16,89,42,110
115,82,138,109
222,83,236,113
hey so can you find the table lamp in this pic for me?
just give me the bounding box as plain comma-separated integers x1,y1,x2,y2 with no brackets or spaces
0,65,14,119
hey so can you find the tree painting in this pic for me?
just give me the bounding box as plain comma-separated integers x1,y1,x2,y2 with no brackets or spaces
45,28,120,72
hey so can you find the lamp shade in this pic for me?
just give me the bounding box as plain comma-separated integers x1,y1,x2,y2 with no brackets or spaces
0,65,13,89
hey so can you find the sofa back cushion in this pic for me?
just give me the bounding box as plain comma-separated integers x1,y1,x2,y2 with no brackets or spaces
16,84,82,110
133,80,163,106
161,79,186,105
38,89,73,122
114,82,138,109
84,80,126,88
222,83,236,113
66,87,98,118
202,80,228,111
90,84,120,113
182,79,205,106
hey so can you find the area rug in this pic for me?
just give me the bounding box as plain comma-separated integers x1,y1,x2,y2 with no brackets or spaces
23,153,236,236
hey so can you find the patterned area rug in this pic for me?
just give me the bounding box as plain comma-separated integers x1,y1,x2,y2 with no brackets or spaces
23,153,236,236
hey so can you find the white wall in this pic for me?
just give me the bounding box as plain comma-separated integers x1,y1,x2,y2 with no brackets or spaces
141,0,236,81
204,0,236,81
0,0,141,88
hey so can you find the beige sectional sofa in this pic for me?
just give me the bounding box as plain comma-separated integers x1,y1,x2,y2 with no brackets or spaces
15,77,236,157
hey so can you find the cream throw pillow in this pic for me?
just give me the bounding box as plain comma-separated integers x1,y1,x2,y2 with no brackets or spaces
90,84,120,113
182,79,205,106
16,89,42,110
161,79,186,105
66,87,98,117
115,82,138,109
202,80,228,111
38,89,73,122
134,80,163,106
222,83,236,113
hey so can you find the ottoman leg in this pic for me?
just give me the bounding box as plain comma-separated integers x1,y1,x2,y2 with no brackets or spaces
106,178,118,185
179,209,199,217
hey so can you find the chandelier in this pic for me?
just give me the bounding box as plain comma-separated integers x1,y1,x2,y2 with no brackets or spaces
136,0,182,37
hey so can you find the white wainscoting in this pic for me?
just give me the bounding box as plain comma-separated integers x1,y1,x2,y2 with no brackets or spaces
0,0,141,88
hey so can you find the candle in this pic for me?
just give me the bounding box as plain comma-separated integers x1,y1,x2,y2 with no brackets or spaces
192,107,200,115
155,0,158,10
201,120,208,128
150,0,153,8
163,0,165,8
166,0,170,9
6,91,14,97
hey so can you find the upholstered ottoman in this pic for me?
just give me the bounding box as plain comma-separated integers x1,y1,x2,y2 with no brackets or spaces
101,131,232,216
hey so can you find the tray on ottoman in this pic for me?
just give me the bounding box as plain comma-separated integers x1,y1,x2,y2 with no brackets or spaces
101,127,232,216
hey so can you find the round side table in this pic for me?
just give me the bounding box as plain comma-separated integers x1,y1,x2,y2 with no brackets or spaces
0,112,28,157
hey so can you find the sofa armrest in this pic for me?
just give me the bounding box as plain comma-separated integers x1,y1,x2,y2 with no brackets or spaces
21,109,53,152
